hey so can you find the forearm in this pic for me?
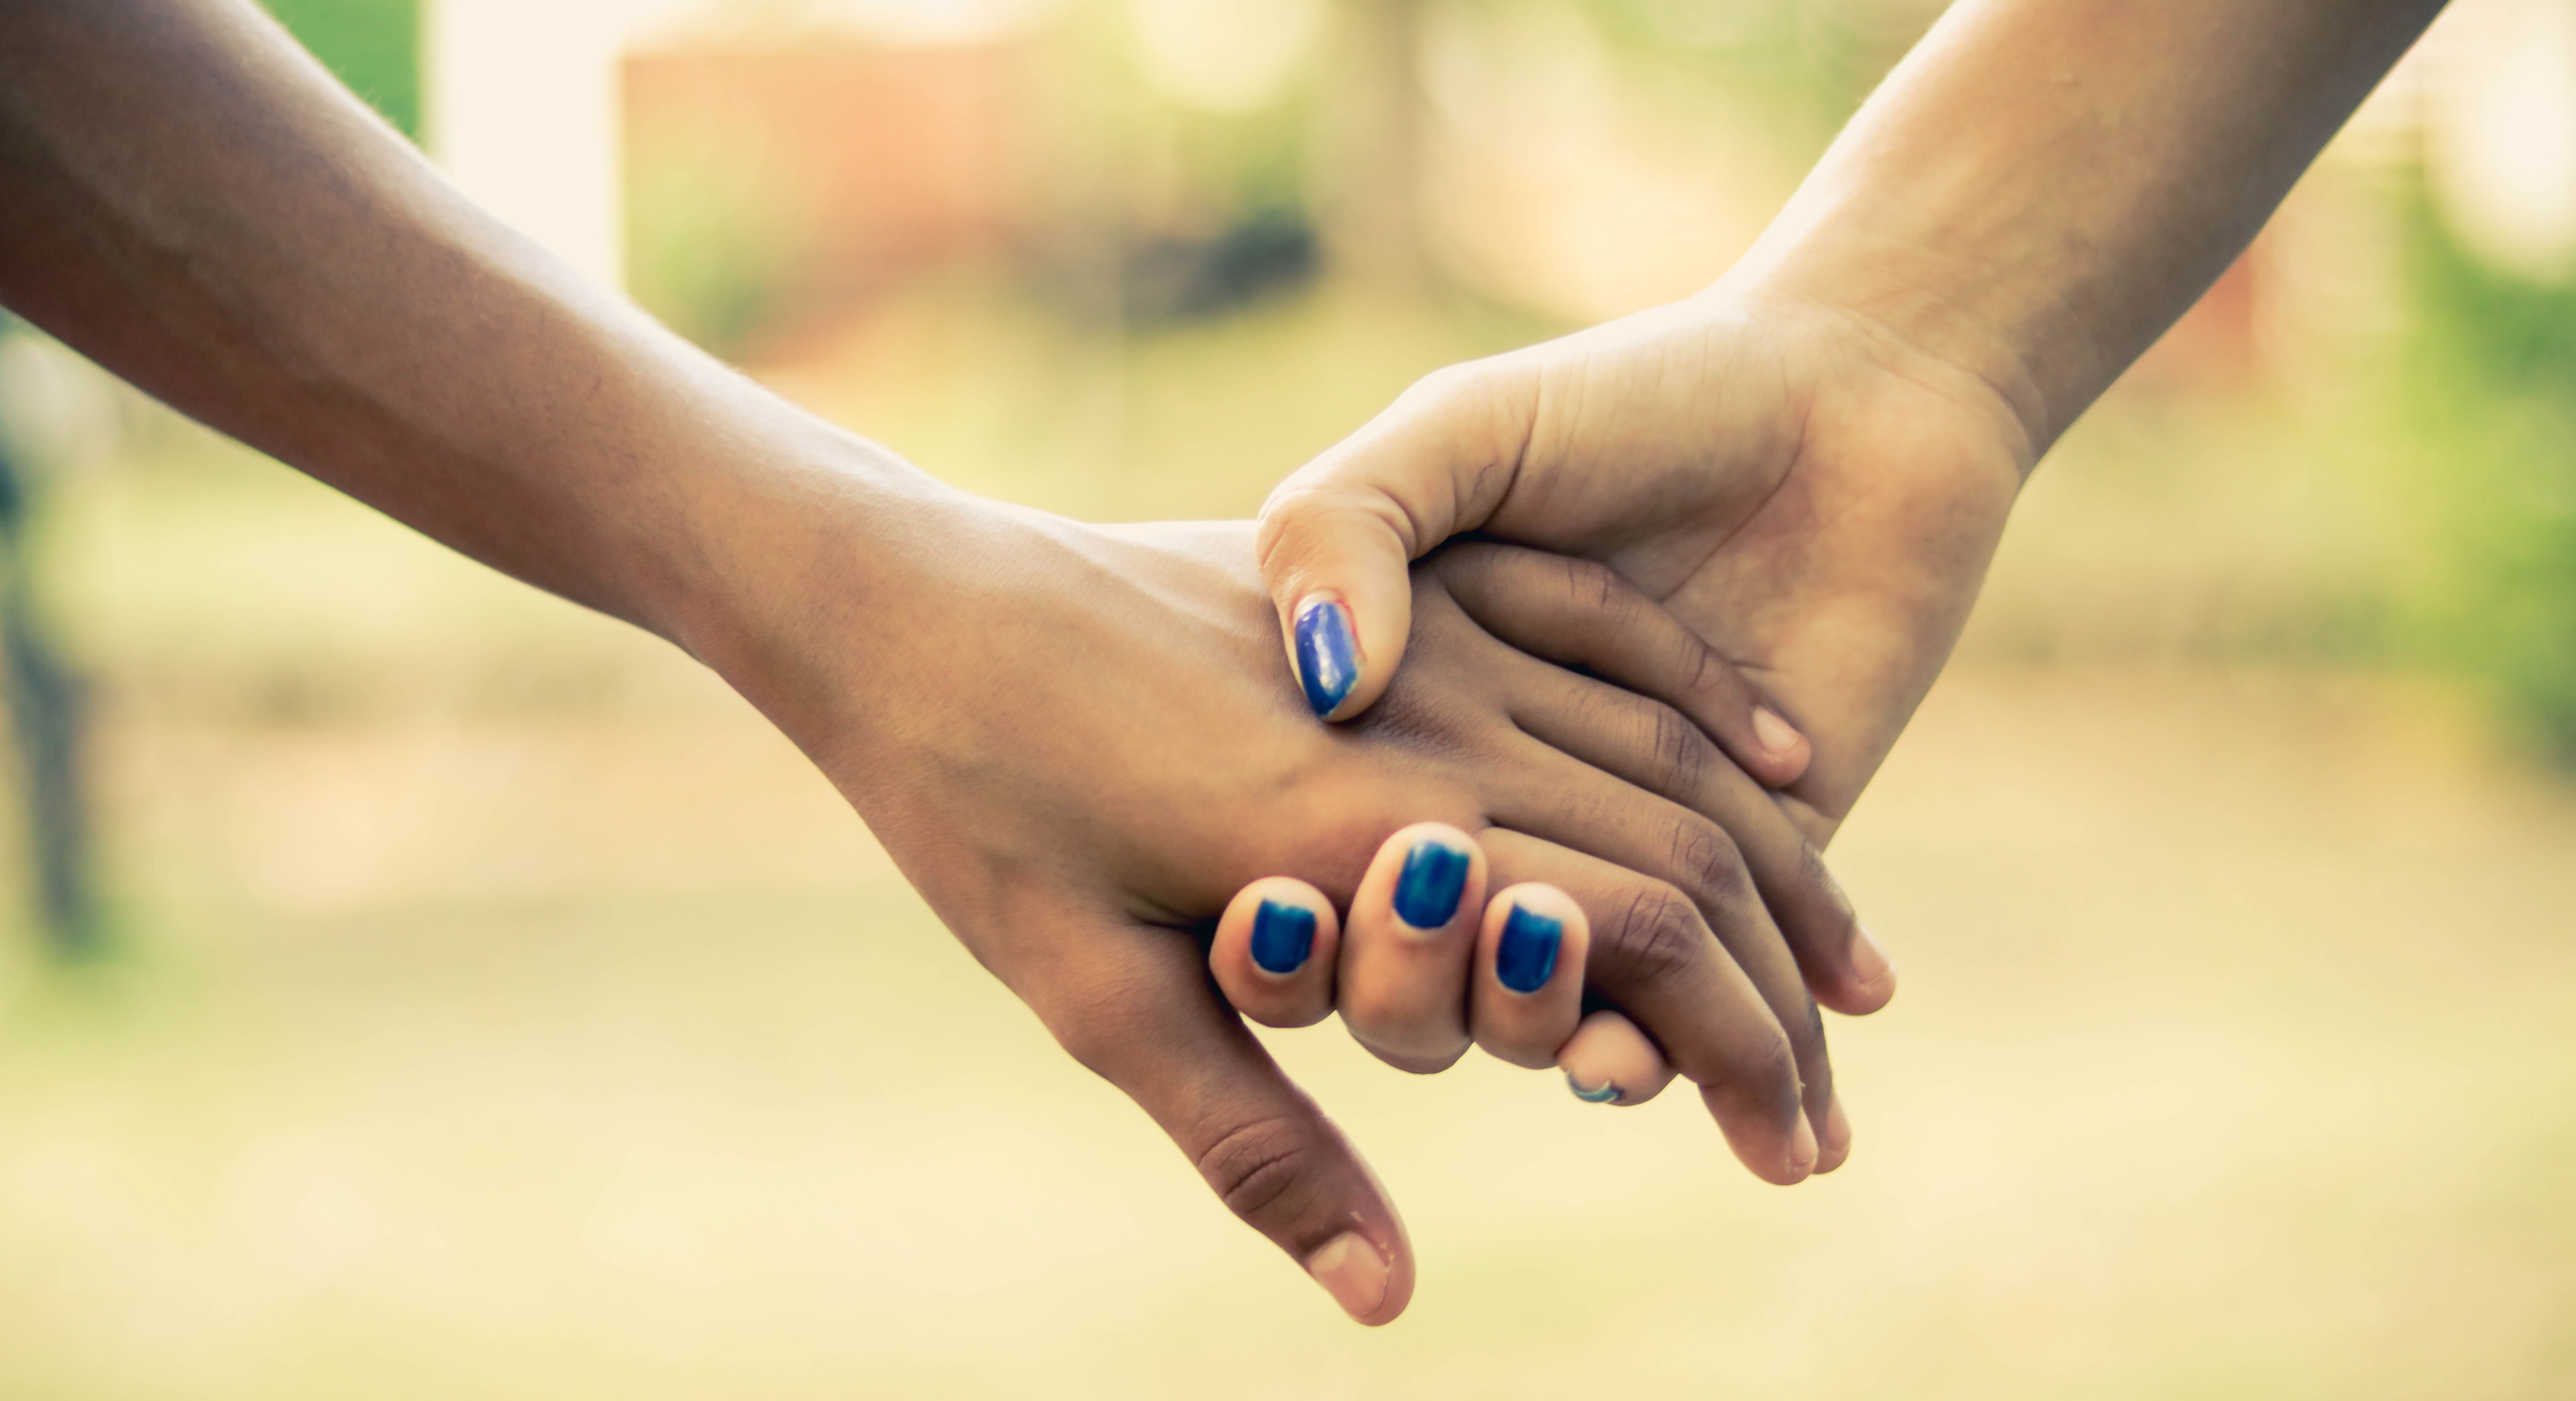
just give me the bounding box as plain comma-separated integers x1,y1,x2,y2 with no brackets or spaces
0,0,947,658
1735,0,2448,458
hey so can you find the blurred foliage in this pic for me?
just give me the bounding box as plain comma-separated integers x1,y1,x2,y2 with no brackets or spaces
259,0,421,140
623,151,805,361
1570,0,1917,138
1083,4,1326,323
2395,191,2576,763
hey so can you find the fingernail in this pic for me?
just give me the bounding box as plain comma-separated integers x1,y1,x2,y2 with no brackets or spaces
1494,904,1562,993
1293,596,1360,718
1250,900,1317,975
1824,1096,1853,1157
1848,925,1893,987
1751,706,1803,757
1305,1231,1389,1319
1567,1074,1622,1104
1391,840,1470,930
1790,1111,1819,1177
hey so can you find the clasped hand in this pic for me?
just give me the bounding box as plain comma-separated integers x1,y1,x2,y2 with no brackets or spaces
701,414,1910,1321
738,272,2035,1326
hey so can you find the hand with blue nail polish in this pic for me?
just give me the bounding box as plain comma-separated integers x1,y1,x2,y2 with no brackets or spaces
1293,595,1361,718
1391,838,1471,929
1213,879,1341,1031
1251,899,1319,976
1494,904,1561,994
761,512,1878,1317
1214,830,1599,1081
1215,827,1681,1108
1222,543,1887,1183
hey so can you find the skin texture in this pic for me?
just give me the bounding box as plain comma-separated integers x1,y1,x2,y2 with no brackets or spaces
1257,0,2453,851
0,0,1872,1326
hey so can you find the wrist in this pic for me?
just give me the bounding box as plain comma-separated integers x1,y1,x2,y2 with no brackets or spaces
1719,185,2067,473
1701,246,2048,482
643,418,983,700
1705,0,2162,461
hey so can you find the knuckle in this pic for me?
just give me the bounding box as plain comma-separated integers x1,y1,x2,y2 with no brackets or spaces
1430,538,1511,598
1195,1113,1330,1232
1603,886,1707,994
1645,703,1712,796
1257,475,1416,567
1034,968,1162,1083
1049,1021,1117,1083
1669,819,1749,908
1351,666,1478,752
1275,776,1470,897
1254,474,1343,544
1679,631,1735,700
1403,361,1477,408
1555,554,1625,618
1404,360,1514,432
1339,987,1467,1065
1044,1004,1131,1083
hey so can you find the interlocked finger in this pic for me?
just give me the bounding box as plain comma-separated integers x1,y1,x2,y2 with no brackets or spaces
1482,829,1820,1184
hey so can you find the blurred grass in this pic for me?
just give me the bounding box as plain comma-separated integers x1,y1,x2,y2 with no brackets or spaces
2386,194,2576,761
3,652,2573,1398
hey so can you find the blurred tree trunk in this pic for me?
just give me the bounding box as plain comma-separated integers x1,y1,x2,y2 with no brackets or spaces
0,333,100,959
1314,0,1432,293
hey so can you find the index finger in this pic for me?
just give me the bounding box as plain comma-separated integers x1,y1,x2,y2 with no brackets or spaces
1027,908,1416,1324
1433,543,1810,792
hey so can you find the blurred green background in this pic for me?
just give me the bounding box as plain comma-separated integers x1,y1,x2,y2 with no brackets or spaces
0,0,2572,1396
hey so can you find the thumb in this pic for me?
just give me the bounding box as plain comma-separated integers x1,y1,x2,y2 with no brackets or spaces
1039,924,1416,1325
1256,362,1538,722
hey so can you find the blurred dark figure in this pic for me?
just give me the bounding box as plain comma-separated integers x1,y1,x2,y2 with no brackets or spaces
0,316,99,959
1124,210,1318,321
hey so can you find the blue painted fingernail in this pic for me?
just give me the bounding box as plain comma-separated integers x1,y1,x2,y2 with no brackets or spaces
1249,900,1317,974
1495,904,1562,993
1293,597,1359,717
1391,840,1470,930
1567,1074,1622,1104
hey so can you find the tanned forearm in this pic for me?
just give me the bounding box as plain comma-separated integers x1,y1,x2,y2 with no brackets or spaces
1737,0,2450,459
0,0,948,659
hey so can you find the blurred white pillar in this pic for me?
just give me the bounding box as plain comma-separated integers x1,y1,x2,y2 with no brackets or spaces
2426,0,2576,284
425,0,630,289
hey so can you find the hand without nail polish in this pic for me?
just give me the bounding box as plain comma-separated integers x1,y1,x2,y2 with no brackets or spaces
1752,705,1804,757
1305,1231,1389,1320
1848,925,1893,987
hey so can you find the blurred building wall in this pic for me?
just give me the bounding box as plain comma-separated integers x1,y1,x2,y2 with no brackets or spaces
623,41,1042,308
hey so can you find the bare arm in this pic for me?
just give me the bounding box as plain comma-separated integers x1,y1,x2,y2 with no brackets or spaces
0,0,917,654
0,0,1876,1320
1747,0,2450,456
1252,0,2450,750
